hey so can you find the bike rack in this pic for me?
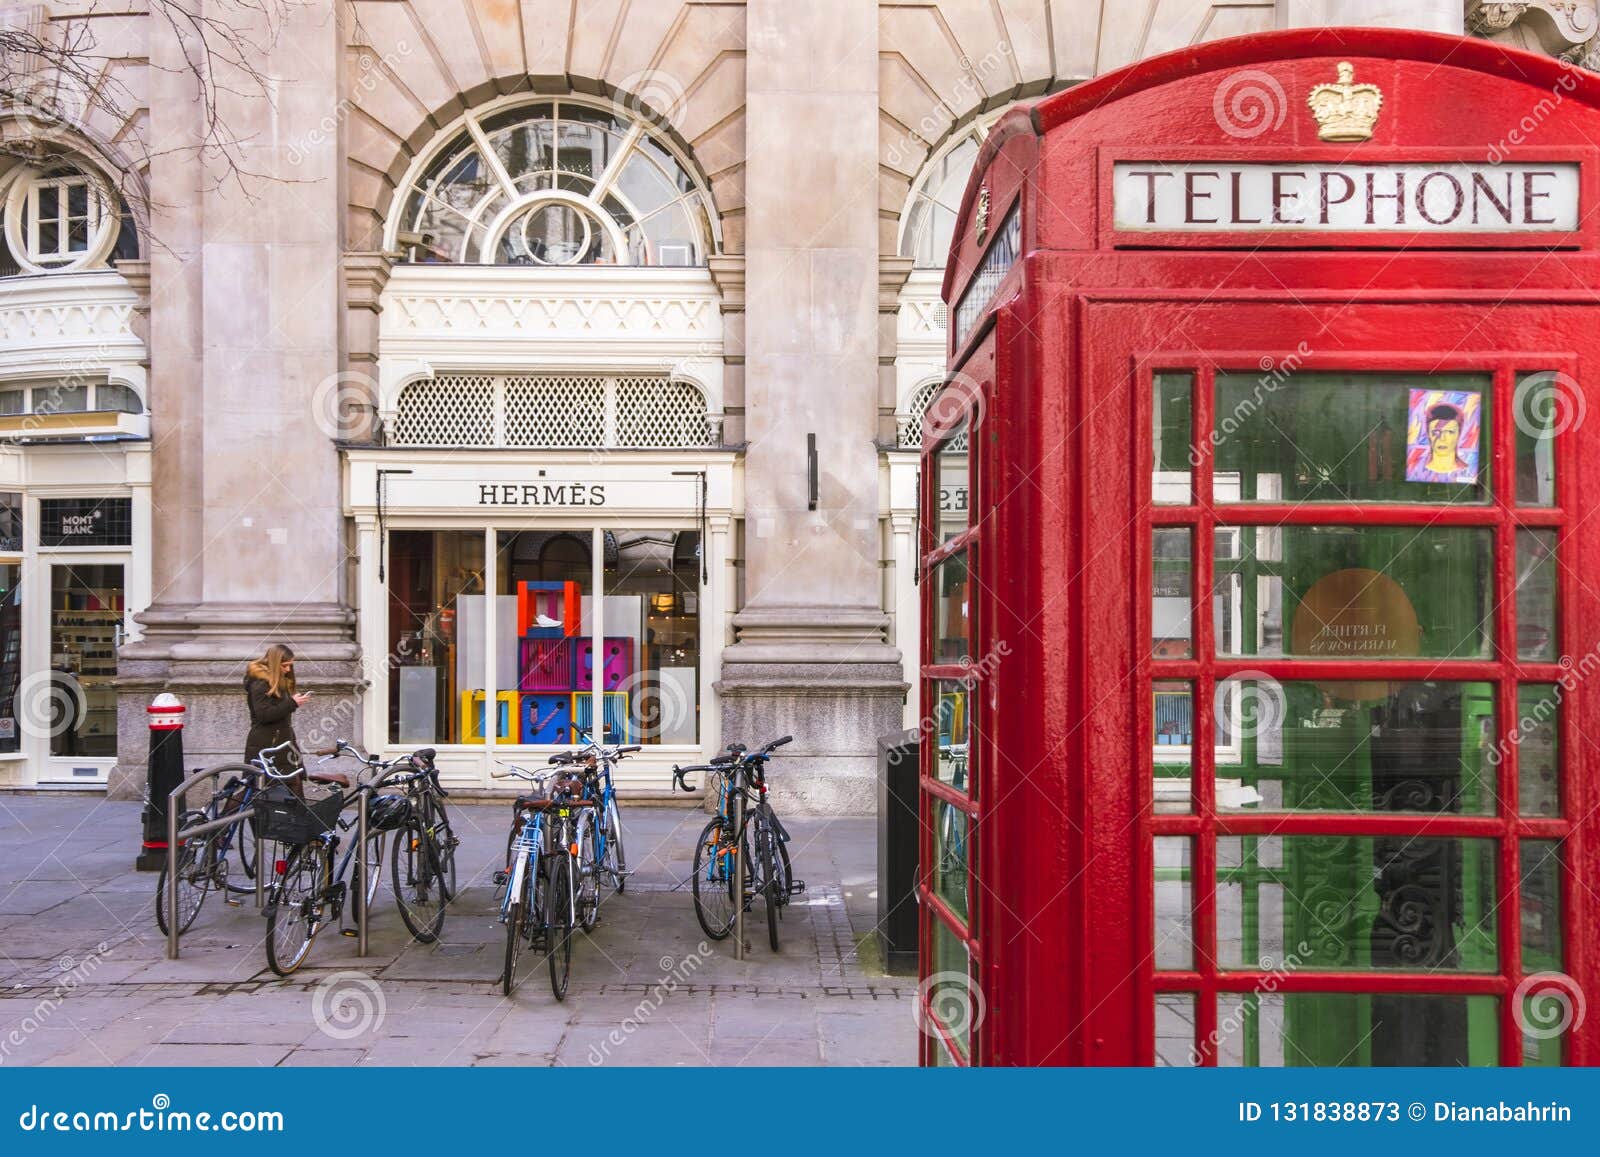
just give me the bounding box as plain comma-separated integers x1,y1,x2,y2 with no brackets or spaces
164,762,267,961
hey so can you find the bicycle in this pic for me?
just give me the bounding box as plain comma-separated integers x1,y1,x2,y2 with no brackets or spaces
258,745,412,976
566,731,641,930
674,735,802,950
493,759,592,1000
377,744,459,943
155,757,274,936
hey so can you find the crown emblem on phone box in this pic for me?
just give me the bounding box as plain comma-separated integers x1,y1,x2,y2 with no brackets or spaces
1307,61,1382,142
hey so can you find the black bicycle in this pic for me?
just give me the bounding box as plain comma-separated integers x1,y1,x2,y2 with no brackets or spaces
155,759,272,936
674,736,802,950
259,746,419,976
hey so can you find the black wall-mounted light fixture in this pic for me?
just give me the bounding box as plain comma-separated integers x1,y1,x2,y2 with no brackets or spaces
807,433,818,511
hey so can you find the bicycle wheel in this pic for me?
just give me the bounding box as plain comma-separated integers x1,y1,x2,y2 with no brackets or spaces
546,854,573,1001
576,810,600,932
759,822,782,952
391,815,445,944
216,779,257,885
502,861,529,997
154,810,211,936
266,842,327,976
428,797,459,905
692,816,737,940
604,797,627,893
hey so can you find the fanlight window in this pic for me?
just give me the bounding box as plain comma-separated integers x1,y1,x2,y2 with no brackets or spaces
394,374,718,449
899,113,1003,269
394,100,713,267
899,378,970,451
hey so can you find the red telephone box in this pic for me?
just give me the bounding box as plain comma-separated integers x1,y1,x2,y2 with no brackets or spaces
921,27,1600,1067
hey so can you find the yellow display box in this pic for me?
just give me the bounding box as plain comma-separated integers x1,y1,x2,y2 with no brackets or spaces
461,690,519,744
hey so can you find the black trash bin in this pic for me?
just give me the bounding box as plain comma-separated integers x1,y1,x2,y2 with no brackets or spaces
876,727,920,975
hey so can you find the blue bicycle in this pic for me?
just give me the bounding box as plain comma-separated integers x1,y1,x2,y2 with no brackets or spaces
567,729,640,930
493,760,591,999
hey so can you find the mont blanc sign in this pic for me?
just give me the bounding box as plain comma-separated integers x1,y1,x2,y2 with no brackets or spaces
1112,162,1579,233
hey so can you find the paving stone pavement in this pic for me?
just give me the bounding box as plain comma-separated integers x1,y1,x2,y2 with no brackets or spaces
0,795,918,1067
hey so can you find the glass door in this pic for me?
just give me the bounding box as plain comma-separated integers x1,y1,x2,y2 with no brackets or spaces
48,561,123,764
1147,359,1573,1067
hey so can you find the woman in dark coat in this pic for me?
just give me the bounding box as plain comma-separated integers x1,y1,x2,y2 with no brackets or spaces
243,643,309,772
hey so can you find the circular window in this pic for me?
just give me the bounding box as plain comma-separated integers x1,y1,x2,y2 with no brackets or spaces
500,200,614,265
1,163,125,274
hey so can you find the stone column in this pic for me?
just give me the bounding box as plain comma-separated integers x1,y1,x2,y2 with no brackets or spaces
1281,1,1464,32
717,0,906,813
111,4,360,796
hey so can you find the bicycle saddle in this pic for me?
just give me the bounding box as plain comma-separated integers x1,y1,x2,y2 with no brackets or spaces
306,769,350,787
411,748,437,764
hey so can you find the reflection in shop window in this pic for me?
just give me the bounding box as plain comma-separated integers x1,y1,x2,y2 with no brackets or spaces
1217,835,1497,973
388,530,487,745
1521,840,1566,1065
1154,994,1197,1066
50,564,122,758
1153,836,1192,970
1213,680,1494,815
1215,526,1494,660
1214,372,1490,504
602,530,701,745
1516,685,1561,817
1152,681,1192,814
934,419,969,543
933,551,970,666
493,530,594,744
1217,992,1497,1066
1152,528,1191,658
932,679,969,791
1515,529,1558,661
1515,372,1561,507
1152,372,1192,503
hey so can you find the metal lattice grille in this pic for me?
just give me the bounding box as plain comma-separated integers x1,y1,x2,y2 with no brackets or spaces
394,376,493,445
393,374,716,448
898,379,944,449
614,376,712,447
505,375,606,447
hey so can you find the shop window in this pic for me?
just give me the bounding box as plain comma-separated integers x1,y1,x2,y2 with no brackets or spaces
387,530,487,745
0,564,20,754
1214,372,1491,504
0,492,22,552
49,563,122,758
394,98,712,266
1217,835,1497,973
1215,525,1495,660
96,383,143,414
600,530,701,745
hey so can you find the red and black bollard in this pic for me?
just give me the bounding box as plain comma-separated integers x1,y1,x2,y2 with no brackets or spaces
136,693,186,871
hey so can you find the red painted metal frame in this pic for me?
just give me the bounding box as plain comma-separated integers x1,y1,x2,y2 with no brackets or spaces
924,26,1600,1068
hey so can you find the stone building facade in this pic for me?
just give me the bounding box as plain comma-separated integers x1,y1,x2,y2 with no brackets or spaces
0,0,1580,808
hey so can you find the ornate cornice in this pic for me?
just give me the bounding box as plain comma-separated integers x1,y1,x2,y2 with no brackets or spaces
1467,2,1599,58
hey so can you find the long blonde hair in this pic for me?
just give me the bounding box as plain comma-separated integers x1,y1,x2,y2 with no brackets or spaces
246,643,296,698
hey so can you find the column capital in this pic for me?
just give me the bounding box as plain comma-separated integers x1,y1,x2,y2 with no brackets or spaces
879,254,916,311
343,250,397,311
707,254,745,309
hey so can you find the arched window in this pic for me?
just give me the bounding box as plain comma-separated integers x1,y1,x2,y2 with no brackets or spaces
391,98,715,267
0,156,139,276
898,113,1003,269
